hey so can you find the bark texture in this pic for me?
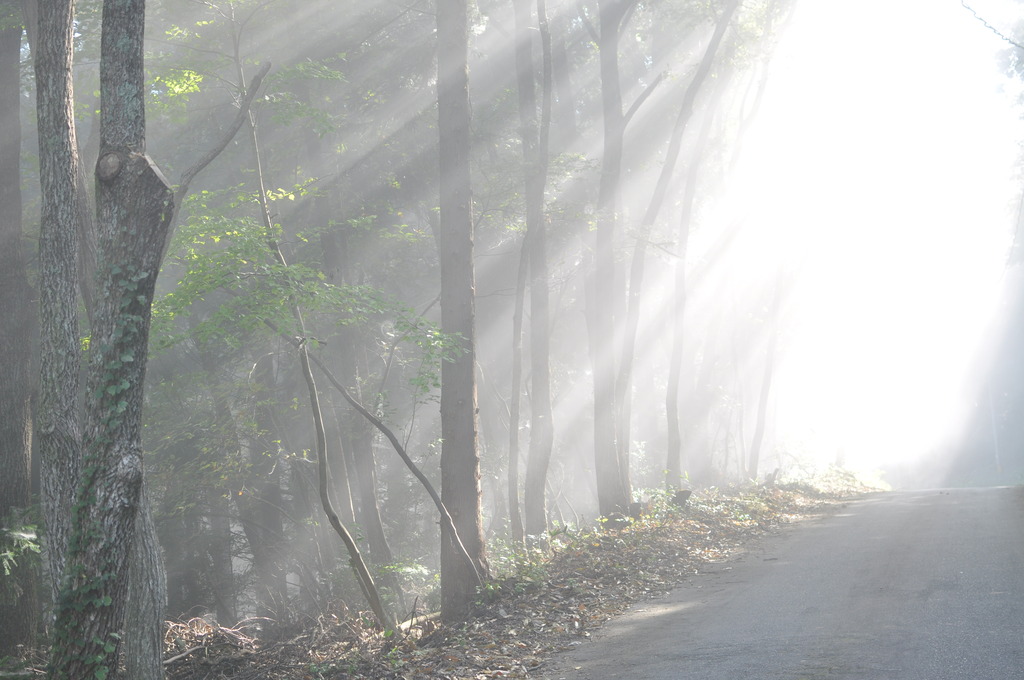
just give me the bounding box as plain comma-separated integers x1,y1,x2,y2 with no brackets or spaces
48,0,174,676
125,483,168,680
33,0,83,607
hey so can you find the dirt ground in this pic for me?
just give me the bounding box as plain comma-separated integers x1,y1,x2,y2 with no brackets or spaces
159,479,864,680
3,474,871,679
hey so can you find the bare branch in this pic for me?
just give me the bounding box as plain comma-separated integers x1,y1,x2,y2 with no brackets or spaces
576,0,598,43
623,71,663,128
174,61,272,207
961,1,1024,51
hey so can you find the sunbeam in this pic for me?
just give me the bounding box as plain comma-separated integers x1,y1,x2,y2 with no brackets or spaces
730,0,1024,483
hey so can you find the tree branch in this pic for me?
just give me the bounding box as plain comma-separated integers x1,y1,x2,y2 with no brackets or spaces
623,71,663,128
174,60,272,208
961,1,1024,51
576,0,597,43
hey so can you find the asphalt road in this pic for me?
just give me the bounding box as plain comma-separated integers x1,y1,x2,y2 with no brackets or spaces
539,487,1024,679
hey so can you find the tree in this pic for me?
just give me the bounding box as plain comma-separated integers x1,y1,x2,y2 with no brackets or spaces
437,0,489,621
32,3,168,676
5,0,805,644
33,0,83,612
588,0,634,518
47,0,175,677
619,0,738,489
746,269,784,479
508,241,528,544
0,2,38,654
321,228,406,610
515,0,556,540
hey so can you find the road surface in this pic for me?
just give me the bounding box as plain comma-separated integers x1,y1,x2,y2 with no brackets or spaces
540,487,1024,679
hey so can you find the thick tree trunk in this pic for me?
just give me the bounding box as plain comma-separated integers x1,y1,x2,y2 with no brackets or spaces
437,0,489,622
48,0,174,676
0,6,38,653
33,0,83,608
125,483,168,680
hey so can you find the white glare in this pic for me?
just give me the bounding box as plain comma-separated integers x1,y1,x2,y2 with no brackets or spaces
734,0,1024,476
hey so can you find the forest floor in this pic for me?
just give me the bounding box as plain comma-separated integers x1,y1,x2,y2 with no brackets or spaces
2,470,881,680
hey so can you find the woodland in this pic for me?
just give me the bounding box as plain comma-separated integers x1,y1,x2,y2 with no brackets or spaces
0,0,1021,678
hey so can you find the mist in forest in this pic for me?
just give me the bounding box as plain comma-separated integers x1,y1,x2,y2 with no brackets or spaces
732,0,1024,488
7,0,1024,639
131,0,1024,620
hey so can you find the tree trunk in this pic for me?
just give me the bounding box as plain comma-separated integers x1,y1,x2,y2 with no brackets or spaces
323,224,406,610
665,181,693,490
319,232,358,530
548,6,576,147
328,401,358,528
0,5,38,653
125,482,168,680
206,486,237,625
508,238,527,545
297,344,392,629
160,466,202,621
351,343,407,612
48,0,174,676
687,315,722,485
237,358,290,624
288,333,483,601
747,271,784,480
437,0,489,622
589,0,631,518
516,0,555,540
192,337,240,625
32,0,83,609
620,0,737,489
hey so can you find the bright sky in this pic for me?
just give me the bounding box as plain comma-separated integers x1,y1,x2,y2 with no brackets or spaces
734,0,1024,475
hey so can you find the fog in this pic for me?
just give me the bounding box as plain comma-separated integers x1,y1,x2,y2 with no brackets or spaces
727,0,1024,485
27,0,1022,625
